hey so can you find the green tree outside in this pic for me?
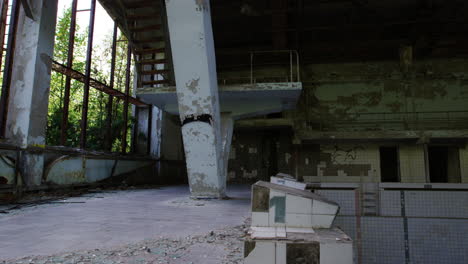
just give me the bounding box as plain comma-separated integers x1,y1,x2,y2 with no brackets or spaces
47,8,135,152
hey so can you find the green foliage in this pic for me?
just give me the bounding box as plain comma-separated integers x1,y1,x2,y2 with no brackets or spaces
46,7,134,152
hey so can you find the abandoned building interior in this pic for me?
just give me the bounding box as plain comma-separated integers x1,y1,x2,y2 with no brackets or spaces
1,0,468,263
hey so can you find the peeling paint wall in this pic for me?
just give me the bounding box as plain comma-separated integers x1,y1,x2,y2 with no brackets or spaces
223,57,468,184
304,144,380,183
228,131,382,183
228,129,293,182
296,59,468,133
228,132,468,184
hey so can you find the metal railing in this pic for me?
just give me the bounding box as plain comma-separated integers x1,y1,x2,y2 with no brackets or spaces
218,50,300,85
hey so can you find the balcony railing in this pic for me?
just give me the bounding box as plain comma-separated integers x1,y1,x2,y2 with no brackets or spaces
217,50,300,85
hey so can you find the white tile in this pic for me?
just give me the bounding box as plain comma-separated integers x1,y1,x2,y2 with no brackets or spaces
270,189,286,198
245,241,276,264
285,213,313,228
320,243,354,264
250,227,273,232
252,212,269,227
276,243,287,264
286,227,315,234
286,194,313,214
275,226,286,238
310,214,335,228
312,200,339,216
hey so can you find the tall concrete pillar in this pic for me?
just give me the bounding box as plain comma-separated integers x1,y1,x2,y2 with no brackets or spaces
5,0,57,186
165,0,224,198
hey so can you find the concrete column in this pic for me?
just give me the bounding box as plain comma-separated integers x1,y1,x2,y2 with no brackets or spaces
5,0,57,186
165,0,224,198
220,113,234,193
134,106,162,157
134,107,150,155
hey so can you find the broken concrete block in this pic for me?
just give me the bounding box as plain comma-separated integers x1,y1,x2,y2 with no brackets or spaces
286,194,313,214
251,181,339,229
286,213,313,228
251,212,269,226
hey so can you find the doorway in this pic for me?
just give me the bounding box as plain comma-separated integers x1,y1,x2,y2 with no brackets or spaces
428,146,461,183
380,146,400,182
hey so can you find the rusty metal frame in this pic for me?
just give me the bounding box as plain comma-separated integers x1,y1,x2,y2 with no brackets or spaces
50,0,153,155
79,0,97,149
105,23,118,151
121,44,132,154
0,0,19,138
0,0,155,157
60,0,78,146
0,0,9,72
51,61,147,107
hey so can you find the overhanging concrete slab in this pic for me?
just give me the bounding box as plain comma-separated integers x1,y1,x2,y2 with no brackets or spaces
137,82,302,119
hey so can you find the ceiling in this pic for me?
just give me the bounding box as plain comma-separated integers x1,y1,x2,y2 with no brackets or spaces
98,0,468,72
211,0,468,64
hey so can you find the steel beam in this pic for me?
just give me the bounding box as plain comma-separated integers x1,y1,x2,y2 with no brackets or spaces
0,0,19,138
50,61,146,106
60,0,78,146
105,23,118,151
121,44,132,154
80,0,96,149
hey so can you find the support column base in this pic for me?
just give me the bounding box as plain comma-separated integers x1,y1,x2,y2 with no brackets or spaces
182,121,225,199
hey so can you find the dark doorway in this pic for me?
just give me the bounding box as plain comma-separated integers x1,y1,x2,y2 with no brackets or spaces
428,146,461,183
380,147,400,182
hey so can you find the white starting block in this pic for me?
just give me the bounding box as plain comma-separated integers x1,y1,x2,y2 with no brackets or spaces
245,181,353,264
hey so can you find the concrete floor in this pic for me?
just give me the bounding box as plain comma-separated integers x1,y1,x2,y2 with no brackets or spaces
0,184,251,260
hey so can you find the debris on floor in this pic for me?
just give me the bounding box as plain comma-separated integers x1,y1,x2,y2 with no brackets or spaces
2,223,249,264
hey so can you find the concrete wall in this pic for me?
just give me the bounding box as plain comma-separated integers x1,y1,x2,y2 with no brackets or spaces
459,146,468,183
158,112,187,184
227,129,293,182
228,133,468,184
223,57,468,184
399,144,426,183
295,58,468,134
304,144,380,183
